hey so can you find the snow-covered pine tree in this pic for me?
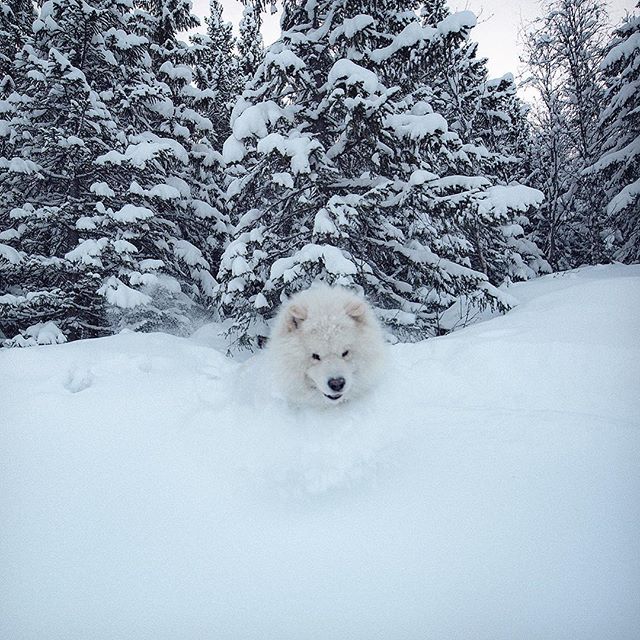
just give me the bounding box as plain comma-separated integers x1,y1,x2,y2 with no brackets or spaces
0,0,222,345
0,0,35,164
584,5,640,262
418,3,485,144
237,0,265,86
129,0,227,318
415,3,549,281
475,74,531,184
0,0,34,87
0,0,137,344
190,0,239,146
216,0,546,350
523,0,609,268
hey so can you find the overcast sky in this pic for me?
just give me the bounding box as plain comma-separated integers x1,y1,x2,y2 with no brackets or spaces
191,0,636,81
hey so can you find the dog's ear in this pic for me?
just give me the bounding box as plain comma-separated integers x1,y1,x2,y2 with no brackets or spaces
345,299,367,324
286,303,307,331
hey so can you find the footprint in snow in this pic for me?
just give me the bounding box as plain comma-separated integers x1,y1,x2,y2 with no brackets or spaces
64,366,94,393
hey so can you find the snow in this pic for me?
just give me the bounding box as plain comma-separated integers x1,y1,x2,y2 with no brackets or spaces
263,49,306,72
4,157,39,174
2,320,66,347
147,184,181,200
270,243,358,281
109,204,154,223
224,101,295,164
257,133,320,174
313,208,338,235
271,171,294,188
327,59,380,95
76,216,97,230
65,238,107,265
368,11,476,64
112,239,138,254
231,101,292,140
96,139,189,168
97,276,152,308
601,31,640,68
158,61,193,84
437,10,477,36
329,14,374,43
369,22,433,63
384,112,448,138
409,169,438,186
139,259,164,271
106,28,147,51
476,184,546,216
1,265,639,639
607,177,640,215
171,239,210,269
90,181,115,198
222,135,247,164
0,242,24,264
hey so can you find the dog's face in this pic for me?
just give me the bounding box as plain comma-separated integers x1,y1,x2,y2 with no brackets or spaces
285,299,368,404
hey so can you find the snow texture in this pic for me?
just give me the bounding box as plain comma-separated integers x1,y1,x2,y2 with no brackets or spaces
97,276,152,308
327,59,381,94
1,265,639,639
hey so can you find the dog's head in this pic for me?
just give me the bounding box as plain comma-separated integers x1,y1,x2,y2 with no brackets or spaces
277,288,381,405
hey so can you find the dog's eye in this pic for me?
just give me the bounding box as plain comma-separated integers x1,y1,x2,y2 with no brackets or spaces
342,350,349,358
312,353,321,361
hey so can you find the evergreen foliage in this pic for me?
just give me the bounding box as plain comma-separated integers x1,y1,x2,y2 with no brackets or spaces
3,0,632,351
0,0,224,345
190,0,239,145
237,0,264,85
216,0,547,350
584,4,640,262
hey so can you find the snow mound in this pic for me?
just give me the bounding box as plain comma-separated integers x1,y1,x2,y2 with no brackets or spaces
1,265,639,639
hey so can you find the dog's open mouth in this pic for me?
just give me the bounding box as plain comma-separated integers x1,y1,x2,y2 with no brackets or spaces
324,393,343,401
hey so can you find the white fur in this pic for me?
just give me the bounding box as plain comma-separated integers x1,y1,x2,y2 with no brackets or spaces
266,285,386,407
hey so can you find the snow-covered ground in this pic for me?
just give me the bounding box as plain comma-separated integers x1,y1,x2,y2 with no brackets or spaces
1,265,639,640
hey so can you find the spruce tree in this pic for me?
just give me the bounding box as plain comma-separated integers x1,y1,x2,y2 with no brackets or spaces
190,0,239,145
0,0,34,87
216,0,546,350
133,0,227,295
584,5,640,262
237,0,264,86
0,0,222,345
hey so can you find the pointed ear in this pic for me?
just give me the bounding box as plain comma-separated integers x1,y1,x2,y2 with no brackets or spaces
345,299,367,324
286,303,307,332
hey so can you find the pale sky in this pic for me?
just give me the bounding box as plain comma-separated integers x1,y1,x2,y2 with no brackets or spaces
191,0,636,81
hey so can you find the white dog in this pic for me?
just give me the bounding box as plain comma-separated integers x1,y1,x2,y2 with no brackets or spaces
267,284,386,406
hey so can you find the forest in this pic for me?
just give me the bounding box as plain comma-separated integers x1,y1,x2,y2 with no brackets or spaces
0,0,638,349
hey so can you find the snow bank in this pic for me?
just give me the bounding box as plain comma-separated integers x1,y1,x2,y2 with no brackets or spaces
1,266,639,639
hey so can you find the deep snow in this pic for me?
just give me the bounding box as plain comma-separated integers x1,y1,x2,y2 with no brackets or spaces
1,265,639,640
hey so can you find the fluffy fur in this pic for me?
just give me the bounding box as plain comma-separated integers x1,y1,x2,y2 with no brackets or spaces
266,285,386,407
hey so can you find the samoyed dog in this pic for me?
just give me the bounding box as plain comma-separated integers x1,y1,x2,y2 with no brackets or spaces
266,285,386,407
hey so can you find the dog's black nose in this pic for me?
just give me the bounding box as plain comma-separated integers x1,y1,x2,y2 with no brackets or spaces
328,377,345,392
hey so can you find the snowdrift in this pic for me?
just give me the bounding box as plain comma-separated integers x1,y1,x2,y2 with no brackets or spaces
1,265,639,639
